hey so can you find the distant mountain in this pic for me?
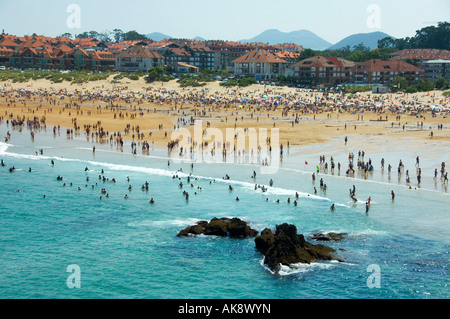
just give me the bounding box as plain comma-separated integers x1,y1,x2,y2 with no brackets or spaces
328,31,393,50
193,36,206,41
239,29,332,50
146,32,172,41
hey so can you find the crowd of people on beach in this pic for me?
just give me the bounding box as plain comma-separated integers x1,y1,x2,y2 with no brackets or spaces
1,83,449,214
1,82,449,119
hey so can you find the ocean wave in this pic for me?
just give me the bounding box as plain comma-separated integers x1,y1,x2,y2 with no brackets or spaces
128,218,202,228
0,148,344,205
260,258,338,276
0,142,11,155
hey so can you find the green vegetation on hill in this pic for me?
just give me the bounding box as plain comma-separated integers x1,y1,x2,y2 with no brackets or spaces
378,21,450,50
0,69,112,84
220,77,257,87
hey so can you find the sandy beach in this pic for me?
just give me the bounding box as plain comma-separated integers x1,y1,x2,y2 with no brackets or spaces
1,75,449,151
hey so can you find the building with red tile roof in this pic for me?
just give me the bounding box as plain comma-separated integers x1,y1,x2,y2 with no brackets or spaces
390,49,450,62
0,46,14,66
233,48,288,80
115,45,164,72
73,48,115,71
291,56,355,84
349,59,423,85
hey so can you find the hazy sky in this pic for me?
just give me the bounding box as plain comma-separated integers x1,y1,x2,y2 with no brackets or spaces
0,0,448,44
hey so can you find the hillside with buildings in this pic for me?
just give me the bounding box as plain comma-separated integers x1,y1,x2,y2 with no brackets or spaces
0,28,449,88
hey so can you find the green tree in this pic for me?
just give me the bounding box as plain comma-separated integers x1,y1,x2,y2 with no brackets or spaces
435,77,448,90
347,50,365,62
297,48,318,61
353,42,370,52
76,31,99,39
377,21,450,50
413,22,450,50
147,67,167,82
393,77,408,91
122,30,147,41
112,29,124,42
97,31,112,42
377,37,396,49
60,32,72,39
417,79,435,92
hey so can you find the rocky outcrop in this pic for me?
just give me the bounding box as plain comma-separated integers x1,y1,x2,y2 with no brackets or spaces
177,217,258,238
255,223,344,273
178,220,344,274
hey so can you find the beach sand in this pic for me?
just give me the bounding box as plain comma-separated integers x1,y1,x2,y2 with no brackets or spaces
1,76,449,151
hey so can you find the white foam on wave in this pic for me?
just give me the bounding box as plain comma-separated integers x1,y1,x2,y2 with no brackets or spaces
0,149,180,178
128,218,202,228
348,228,389,237
1,148,345,206
260,258,338,276
0,142,11,155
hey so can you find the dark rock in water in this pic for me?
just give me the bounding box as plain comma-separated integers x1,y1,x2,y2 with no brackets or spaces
255,223,343,273
176,220,208,237
228,217,258,238
307,232,347,242
177,217,257,238
255,228,275,253
204,217,228,236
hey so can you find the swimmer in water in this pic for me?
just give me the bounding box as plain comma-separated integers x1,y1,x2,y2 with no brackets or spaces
236,196,239,201
330,204,335,211
149,198,155,204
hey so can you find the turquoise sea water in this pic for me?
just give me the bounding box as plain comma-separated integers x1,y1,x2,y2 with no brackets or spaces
0,122,448,299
